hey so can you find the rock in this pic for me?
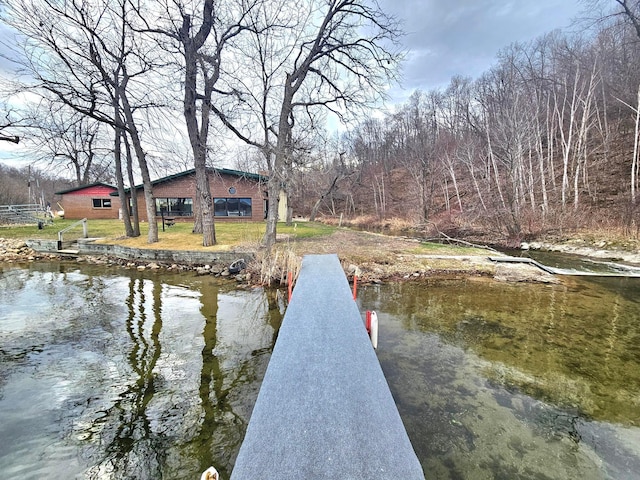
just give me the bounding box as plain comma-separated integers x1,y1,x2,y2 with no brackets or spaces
211,264,225,274
220,269,230,277
196,267,209,276
493,263,558,284
148,262,160,270
520,242,530,250
137,265,146,271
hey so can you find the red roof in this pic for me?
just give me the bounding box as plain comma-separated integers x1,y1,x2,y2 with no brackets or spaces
55,183,117,196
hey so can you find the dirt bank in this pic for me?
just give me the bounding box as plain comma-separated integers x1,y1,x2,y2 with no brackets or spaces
1,232,561,285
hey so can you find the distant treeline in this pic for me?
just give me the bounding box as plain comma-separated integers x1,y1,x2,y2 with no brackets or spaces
0,163,74,207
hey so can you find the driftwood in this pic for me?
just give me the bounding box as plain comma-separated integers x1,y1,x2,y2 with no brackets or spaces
424,231,500,253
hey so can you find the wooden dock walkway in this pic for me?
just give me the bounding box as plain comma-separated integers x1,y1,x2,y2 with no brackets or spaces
230,254,424,480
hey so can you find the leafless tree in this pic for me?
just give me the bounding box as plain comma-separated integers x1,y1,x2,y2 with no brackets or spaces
141,0,261,246
22,102,113,185
213,0,402,249
2,0,162,241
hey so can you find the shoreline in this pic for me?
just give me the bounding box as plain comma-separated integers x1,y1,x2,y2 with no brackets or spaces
3,233,639,286
0,236,558,285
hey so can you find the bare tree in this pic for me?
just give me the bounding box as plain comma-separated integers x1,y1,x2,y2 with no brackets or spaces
214,0,402,249
23,103,113,185
143,0,260,246
2,0,161,241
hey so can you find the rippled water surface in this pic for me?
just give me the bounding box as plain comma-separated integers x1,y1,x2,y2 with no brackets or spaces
0,262,283,480
359,275,640,479
2,261,640,479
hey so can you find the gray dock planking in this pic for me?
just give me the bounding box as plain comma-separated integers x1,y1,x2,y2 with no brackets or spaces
230,254,424,480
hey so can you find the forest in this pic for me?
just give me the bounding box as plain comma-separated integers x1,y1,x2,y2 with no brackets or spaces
290,3,640,244
1,0,640,246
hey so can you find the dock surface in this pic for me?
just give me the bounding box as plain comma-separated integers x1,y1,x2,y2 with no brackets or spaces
230,254,424,480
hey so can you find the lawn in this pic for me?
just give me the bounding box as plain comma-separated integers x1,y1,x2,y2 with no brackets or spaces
0,218,336,251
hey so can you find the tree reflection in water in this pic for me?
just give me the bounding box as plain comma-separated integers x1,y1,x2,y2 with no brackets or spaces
73,273,284,480
85,278,165,479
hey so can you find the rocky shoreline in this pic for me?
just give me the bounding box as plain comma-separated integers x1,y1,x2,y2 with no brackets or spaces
0,238,253,282
5,235,638,285
0,236,557,285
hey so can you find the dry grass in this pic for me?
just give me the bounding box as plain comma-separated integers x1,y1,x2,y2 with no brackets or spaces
2,217,505,284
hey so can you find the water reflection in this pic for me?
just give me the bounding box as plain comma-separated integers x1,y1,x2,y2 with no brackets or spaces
0,263,282,480
360,278,640,479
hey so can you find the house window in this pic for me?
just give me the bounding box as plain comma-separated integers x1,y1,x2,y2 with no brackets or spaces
92,198,112,208
214,198,252,217
155,197,193,217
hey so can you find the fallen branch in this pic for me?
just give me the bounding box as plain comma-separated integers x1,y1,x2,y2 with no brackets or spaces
424,229,500,253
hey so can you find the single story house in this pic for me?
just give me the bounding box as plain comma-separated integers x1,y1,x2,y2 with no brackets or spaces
55,182,121,219
116,167,270,222
56,168,286,222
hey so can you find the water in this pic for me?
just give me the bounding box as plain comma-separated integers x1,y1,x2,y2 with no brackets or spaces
359,276,640,479
0,262,284,480
2,261,640,479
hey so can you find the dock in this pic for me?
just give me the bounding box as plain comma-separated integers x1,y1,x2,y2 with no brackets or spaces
489,255,640,277
230,254,424,480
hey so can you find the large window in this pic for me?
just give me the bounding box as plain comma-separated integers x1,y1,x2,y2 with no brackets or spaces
214,198,252,217
92,198,112,208
155,197,193,217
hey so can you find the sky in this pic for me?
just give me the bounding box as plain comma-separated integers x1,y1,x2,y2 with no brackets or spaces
0,0,583,166
379,0,582,104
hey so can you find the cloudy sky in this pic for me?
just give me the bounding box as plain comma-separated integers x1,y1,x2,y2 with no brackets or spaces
379,0,582,103
1,0,583,165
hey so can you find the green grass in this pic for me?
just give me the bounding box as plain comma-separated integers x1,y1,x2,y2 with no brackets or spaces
277,221,336,238
0,218,336,250
411,241,491,256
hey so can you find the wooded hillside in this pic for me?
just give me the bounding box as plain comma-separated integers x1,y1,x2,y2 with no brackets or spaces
291,11,640,244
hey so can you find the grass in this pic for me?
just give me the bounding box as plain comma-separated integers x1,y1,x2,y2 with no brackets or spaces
411,241,492,256
0,218,336,251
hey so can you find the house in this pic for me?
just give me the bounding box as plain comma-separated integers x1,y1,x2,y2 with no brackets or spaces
56,168,282,222
118,167,269,222
55,182,121,220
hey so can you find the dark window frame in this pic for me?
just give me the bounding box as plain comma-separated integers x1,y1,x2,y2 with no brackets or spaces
214,197,252,217
92,198,112,208
154,197,194,217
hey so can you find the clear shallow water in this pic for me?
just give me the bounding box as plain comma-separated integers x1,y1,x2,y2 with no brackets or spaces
359,277,640,479
0,262,283,480
2,261,640,479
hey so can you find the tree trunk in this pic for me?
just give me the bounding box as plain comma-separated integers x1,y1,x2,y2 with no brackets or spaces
264,176,280,249
123,131,140,236
632,84,640,205
196,166,216,245
113,125,134,237
179,5,216,246
120,90,157,243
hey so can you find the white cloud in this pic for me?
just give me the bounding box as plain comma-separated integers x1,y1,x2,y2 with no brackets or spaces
379,0,582,102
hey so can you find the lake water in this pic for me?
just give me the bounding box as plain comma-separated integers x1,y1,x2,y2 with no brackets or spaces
1,261,639,479
0,262,284,480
